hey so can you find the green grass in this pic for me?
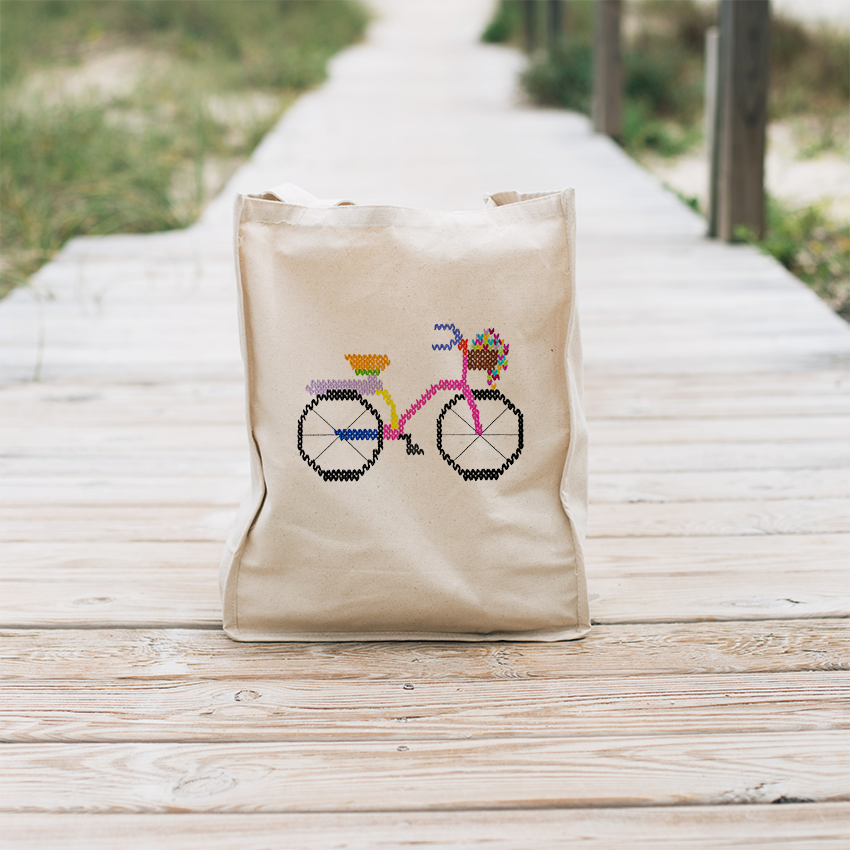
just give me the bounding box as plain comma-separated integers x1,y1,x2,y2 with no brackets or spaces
481,0,523,46
738,200,850,323
521,35,593,113
0,0,369,296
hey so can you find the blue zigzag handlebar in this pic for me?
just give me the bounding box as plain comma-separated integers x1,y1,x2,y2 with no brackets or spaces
432,323,462,351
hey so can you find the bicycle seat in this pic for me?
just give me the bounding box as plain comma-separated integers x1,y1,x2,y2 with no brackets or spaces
345,354,390,375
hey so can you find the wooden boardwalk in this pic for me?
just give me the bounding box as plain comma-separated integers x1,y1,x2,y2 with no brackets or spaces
2,1,849,846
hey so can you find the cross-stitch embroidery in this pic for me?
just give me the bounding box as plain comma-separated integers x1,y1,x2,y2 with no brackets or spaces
297,324,523,481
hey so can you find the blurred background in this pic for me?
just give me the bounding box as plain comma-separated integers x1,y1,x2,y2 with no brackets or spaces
0,0,847,315
0,0,369,296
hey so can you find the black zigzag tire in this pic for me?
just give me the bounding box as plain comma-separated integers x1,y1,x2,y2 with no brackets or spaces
436,388,523,481
297,390,383,482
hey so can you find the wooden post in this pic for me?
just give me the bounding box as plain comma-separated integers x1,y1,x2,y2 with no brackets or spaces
592,0,623,140
715,0,770,241
546,0,563,51
522,0,537,54
705,26,721,237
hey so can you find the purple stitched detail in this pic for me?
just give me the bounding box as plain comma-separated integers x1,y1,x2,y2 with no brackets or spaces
306,377,383,396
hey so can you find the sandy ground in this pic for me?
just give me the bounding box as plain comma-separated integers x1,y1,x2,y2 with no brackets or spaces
758,0,850,28
644,122,850,224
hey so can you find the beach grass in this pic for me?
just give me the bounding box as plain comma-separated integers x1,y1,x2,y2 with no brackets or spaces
0,0,369,297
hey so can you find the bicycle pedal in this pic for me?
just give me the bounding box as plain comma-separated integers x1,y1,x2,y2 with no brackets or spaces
402,434,425,456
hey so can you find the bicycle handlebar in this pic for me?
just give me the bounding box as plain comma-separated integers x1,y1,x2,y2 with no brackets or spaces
432,323,462,351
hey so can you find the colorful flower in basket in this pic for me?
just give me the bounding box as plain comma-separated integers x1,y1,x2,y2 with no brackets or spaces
469,328,509,389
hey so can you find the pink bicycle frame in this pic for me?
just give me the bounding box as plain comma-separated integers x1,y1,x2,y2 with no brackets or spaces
385,325,483,441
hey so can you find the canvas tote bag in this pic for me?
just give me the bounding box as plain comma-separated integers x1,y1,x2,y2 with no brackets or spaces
220,184,589,641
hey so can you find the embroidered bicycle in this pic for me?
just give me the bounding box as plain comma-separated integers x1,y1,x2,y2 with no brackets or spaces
297,324,523,482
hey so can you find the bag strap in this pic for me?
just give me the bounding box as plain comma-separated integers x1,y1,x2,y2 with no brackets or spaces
263,183,355,208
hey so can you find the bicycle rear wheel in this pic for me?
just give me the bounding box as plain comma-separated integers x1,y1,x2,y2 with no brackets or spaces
298,390,383,482
437,388,523,481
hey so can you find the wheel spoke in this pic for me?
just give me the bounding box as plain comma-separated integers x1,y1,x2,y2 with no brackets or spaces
314,409,339,432
478,433,508,460
312,436,340,462
343,439,368,461
448,405,476,432
451,435,481,462
451,432,508,462
483,406,508,433
346,409,367,428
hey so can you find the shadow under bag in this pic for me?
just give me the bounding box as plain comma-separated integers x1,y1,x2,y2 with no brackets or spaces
221,185,589,641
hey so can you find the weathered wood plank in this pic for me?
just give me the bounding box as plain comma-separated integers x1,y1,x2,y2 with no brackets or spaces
590,441,849,473
4,804,849,850
0,476,244,507
584,371,850,418
0,380,242,402
592,467,850,502
589,574,848,623
582,308,845,329
2,672,846,744
588,499,850,537
587,534,850,573
0,581,218,628
2,622,846,680
581,356,850,377
2,733,847,812
0,398,244,428
0,540,224,570
590,416,850,443
0,356,243,384
0,506,236,543
0,424,247,451
602,312,844,340
0,453,248,477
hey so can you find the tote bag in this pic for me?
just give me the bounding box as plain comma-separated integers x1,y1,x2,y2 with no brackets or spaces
220,185,589,641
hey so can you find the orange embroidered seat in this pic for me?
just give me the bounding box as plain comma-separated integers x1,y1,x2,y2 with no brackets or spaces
345,354,390,375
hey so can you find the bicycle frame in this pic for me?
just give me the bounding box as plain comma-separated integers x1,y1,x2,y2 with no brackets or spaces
381,324,483,441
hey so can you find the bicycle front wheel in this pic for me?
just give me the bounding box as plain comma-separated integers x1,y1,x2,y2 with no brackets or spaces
436,388,523,481
297,390,383,482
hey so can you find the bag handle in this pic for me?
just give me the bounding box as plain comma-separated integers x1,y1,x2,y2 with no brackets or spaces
263,183,355,208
